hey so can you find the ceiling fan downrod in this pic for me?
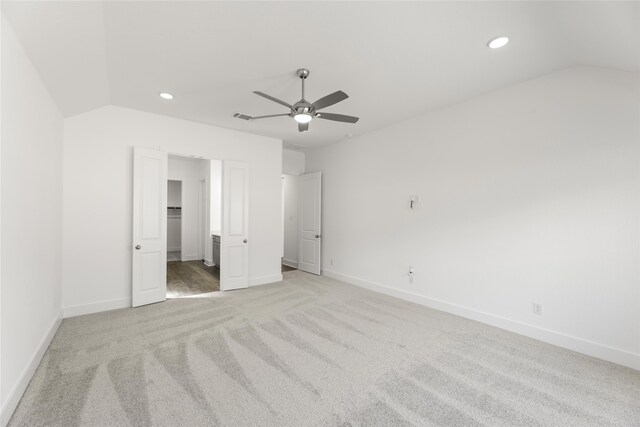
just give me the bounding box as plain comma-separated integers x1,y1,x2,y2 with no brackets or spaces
297,68,310,101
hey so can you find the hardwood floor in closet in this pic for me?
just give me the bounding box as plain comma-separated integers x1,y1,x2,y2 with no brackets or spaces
167,261,220,297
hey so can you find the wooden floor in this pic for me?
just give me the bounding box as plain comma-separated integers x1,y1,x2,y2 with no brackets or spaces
167,262,295,298
167,261,219,298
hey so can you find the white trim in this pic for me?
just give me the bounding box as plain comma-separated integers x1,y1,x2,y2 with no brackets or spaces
322,269,640,372
249,274,283,287
282,258,298,268
1,311,62,427
167,246,181,252
203,258,214,267
180,254,200,262
63,297,131,318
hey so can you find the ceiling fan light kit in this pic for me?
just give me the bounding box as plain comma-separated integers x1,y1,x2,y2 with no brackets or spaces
294,113,312,124
234,68,359,133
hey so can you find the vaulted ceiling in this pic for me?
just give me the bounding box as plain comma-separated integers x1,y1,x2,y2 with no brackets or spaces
2,1,639,150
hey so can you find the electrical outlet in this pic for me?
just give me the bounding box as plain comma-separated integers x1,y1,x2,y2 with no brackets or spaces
532,303,543,315
408,266,414,283
330,259,334,266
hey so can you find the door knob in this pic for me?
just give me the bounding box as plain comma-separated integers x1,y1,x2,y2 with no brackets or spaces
315,235,321,238
243,239,248,243
135,245,141,250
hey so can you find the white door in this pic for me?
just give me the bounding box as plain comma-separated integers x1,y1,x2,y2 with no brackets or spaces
132,147,168,307
221,160,249,291
298,172,321,275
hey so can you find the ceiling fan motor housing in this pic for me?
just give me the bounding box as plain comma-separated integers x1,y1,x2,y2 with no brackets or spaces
292,100,314,117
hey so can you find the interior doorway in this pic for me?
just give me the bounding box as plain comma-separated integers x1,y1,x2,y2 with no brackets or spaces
282,174,299,272
165,155,221,298
132,147,251,307
281,172,322,275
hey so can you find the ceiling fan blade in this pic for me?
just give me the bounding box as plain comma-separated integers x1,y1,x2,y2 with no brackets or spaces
316,112,359,123
234,112,289,120
253,91,293,109
312,90,348,110
251,113,290,120
298,122,309,132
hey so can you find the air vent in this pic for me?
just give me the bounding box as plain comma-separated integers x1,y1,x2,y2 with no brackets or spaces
233,113,252,120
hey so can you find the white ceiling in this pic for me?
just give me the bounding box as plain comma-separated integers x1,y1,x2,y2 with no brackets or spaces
3,1,639,150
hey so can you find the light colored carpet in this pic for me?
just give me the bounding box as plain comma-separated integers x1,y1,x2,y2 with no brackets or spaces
9,270,640,426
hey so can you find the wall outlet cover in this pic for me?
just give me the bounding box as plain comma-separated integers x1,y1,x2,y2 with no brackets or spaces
533,303,543,315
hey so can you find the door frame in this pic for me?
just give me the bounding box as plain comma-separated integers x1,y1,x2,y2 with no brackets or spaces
197,178,205,261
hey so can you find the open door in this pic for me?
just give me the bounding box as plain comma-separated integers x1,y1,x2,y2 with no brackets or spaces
221,160,249,291
298,172,321,275
132,147,168,307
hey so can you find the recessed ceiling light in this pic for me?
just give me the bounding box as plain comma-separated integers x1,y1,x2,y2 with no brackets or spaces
159,92,174,100
487,36,509,49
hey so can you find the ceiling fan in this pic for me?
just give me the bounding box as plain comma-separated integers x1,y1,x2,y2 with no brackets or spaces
234,68,359,133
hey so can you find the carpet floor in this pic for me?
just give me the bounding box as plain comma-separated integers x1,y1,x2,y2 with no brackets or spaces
9,270,640,426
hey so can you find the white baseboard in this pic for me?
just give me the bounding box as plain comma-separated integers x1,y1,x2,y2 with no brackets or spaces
167,247,181,252
203,258,214,267
322,269,640,372
1,311,63,427
181,254,200,262
249,273,283,287
282,258,298,268
63,297,131,318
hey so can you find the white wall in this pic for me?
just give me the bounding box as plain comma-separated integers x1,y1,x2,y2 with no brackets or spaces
282,174,299,267
168,156,207,260
283,148,305,175
1,16,63,425
307,66,640,370
197,159,211,265
62,106,283,315
167,180,182,207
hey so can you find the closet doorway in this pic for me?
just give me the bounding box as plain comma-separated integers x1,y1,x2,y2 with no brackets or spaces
165,155,221,298
132,148,250,307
